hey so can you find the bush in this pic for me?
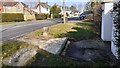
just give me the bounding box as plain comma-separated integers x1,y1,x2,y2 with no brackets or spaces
2,13,24,22
53,14,63,18
85,14,93,20
35,14,49,20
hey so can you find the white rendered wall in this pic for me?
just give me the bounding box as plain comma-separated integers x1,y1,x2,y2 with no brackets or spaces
101,2,119,59
41,6,50,14
33,6,50,14
101,3,113,41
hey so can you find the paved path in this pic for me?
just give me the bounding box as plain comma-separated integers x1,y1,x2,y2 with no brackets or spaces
0,19,62,41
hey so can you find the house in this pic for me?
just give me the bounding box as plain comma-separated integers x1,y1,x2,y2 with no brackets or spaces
0,2,28,13
59,6,72,17
0,2,3,12
0,1,36,21
101,0,119,59
32,2,50,14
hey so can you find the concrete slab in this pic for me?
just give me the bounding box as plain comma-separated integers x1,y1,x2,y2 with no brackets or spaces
3,46,38,66
17,37,68,55
65,40,116,61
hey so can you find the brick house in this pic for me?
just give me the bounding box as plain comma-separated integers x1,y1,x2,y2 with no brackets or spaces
0,2,29,13
0,1,36,21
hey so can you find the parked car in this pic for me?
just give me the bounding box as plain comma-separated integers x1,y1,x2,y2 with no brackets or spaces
79,11,93,20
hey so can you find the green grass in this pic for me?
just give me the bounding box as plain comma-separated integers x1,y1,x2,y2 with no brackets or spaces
0,22,15,25
26,22,97,41
2,41,33,59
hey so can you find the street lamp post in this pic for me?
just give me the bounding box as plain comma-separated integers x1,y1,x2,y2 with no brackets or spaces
63,0,66,23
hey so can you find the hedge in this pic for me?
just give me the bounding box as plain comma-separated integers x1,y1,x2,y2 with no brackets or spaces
53,14,63,18
2,13,24,22
35,14,49,20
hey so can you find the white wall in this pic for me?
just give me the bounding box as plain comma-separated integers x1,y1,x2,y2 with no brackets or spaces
33,6,50,14
101,2,119,59
101,3,113,41
41,6,50,14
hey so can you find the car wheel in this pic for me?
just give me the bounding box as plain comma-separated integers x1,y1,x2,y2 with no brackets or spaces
81,17,84,20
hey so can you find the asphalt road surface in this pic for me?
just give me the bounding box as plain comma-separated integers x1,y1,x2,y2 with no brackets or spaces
0,19,62,41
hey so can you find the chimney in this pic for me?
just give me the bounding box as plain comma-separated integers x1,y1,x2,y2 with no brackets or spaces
46,2,48,5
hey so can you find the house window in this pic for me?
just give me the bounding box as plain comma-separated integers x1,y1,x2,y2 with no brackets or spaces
46,8,48,11
17,6,21,10
6,7,11,10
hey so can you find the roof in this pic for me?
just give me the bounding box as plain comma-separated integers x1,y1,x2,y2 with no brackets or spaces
59,6,71,11
34,2,50,9
2,2,18,6
1,2,28,8
20,2,28,8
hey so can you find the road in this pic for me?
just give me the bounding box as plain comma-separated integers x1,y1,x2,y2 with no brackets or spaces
0,19,62,41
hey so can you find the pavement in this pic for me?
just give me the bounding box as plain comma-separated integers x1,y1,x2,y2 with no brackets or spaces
0,19,62,41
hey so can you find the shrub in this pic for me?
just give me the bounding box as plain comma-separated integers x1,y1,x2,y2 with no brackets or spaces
85,14,93,20
53,14,63,18
2,13,24,22
35,14,49,20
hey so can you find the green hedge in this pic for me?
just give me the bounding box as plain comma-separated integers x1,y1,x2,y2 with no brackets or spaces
35,14,49,20
53,14,63,18
2,13,24,22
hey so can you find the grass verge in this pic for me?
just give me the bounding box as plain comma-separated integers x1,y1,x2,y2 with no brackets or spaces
1,41,33,59
0,22,16,25
26,21,97,41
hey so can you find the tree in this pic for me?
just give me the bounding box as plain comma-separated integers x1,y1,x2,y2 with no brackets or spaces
50,4,61,15
66,12,69,17
84,2,95,12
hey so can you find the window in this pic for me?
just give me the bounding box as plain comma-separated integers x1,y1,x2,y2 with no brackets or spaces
46,8,48,11
6,7,11,10
16,6,21,10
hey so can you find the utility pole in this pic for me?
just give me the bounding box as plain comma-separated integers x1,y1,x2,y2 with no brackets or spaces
63,0,66,23
39,0,41,14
